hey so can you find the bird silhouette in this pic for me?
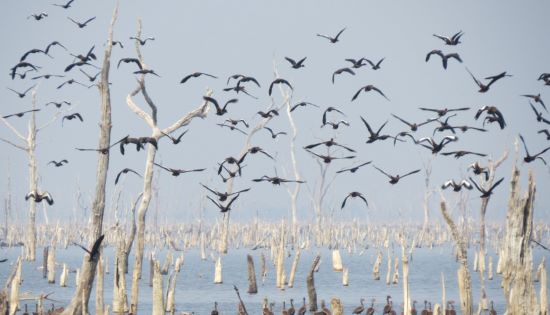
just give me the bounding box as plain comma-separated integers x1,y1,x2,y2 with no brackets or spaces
304,138,355,152
2,109,40,119
522,93,547,112
466,68,511,93
216,123,248,135
48,160,68,167
341,192,368,209
20,48,50,62
218,154,247,176
162,130,188,144
46,101,71,108
79,69,100,82
129,36,155,45
180,72,217,84
306,149,355,164
345,58,367,68
425,50,462,69
224,118,249,128
528,102,550,125
441,150,487,158
332,67,355,84
10,62,39,79
365,57,385,70
336,161,372,174
415,135,458,154
264,127,287,139
441,179,473,191
290,101,319,112
257,110,279,118
154,163,205,176
73,235,105,262
361,116,392,143
57,79,87,89
268,78,293,95
203,96,237,116
76,135,129,154
373,166,420,184
468,162,490,181
252,176,305,185
25,191,54,205
519,134,550,165
62,113,83,126
475,105,506,129
31,74,64,80
352,85,389,101
52,0,75,9
391,113,437,132
469,177,504,198
7,85,36,98
248,146,275,159
28,13,48,20
201,183,250,202
114,168,141,185
285,57,307,69
317,27,346,43
119,136,158,154
538,129,550,140
44,41,67,54
322,120,350,129
322,106,345,125
432,31,464,45
133,69,160,77
117,58,143,70
207,193,240,213
419,106,469,117
68,16,96,28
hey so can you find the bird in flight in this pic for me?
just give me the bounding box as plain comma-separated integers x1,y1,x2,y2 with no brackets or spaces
73,235,105,262
48,160,68,167
28,13,48,21
414,135,458,154
2,109,40,119
441,179,473,192
217,123,247,135
468,162,489,181
519,134,550,165
317,27,346,43
115,168,141,185
154,163,205,177
466,68,511,93
528,102,550,125
6,85,36,98
361,117,392,144
268,78,293,96
332,67,355,84
25,190,54,205
207,193,240,213
252,176,305,185
68,16,96,28
538,129,550,140
432,31,464,45
10,62,40,79
203,96,238,116
441,150,487,159
52,0,75,9
180,72,217,84
391,114,437,132
364,57,385,70
118,58,143,70
522,93,547,112
162,130,188,145
305,150,355,164
201,183,250,202
285,57,307,69
304,138,355,153
469,177,504,198
129,36,155,46
62,113,84,126
291,101,319,112
373,166,420,185
425,50,462,69
475,106,506,129
248,146,275,160
341,192,368,210
352,85,389,101
264,127,287,139
336,161,372,174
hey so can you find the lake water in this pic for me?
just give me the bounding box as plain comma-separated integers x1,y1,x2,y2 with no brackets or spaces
1,245,548,314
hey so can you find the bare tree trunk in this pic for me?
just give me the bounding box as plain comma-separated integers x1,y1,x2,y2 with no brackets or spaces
246,254,258,294
123,194,140,274
60,4,118,314
26,106,37,261
307,255,321,312
95,258,105,315
420,161,432,245
284,95,300,246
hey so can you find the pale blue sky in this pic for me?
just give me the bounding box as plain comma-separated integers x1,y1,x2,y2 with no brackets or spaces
1,0,549,225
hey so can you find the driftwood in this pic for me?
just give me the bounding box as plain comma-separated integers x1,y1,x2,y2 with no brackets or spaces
307,255,321,311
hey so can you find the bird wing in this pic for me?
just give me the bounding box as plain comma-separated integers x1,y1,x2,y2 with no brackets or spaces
153,162,171,172
373,165,391,178
316,34,332,40
371,86,389,100
83,16,96,25
360,116,374,134
114,170,124,184
357,194,368,207
284,57,297,66
460,180,473,190
468,177,483,193
351,87,364,101
441,180,454,190
225,193,240,209
425,50,441,62
391,114,412,127
67,17,79,25
375,120,389,135
75,113,83,121
203,96,221,111
400,169,420,178
180,74,194,84
465,67,482,87
341,195,350,209
334,27,346,40
533,146,550,158
519,134,531,156
433,33,450,42
487,177,505,194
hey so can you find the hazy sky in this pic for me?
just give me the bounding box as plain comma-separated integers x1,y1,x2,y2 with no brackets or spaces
1,0,550,226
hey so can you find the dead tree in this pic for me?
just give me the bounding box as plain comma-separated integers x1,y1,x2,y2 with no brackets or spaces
420,160,433,245
60,4,118,315
0,92,61,261
307,157,336,246
127,20,212,314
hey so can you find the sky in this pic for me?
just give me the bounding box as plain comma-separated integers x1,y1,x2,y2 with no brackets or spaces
1,0,550,226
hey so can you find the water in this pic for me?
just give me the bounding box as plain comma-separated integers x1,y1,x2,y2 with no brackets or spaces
0,245,548,314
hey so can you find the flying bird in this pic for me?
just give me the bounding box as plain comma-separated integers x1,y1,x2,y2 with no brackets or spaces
538,129,550,140
264,127,287,139
391,113,437,132
475,105,506,129
373,166,420,184
20,48,50,62
25,191,54,205
469,177,505,198
466,68,511,93
224,118,249,128
129,36,155,46
304,138,355,152
10,62,39,79
117,57,143,70
528,102,550,125
180,72,217,84
415,135,458,154
162,130,188,144
73,234,105,262
360,116,392,143
62,113,83,126
2,109,40,119
341,192,368,209
268,78,293,95
218,154,247,176
305,150,355,164
79,69,100,82
344,58,366,69
115,168,141,185
322,120,350,129
522,93,547,112
290,101,319,112
203,96,237,116
247,146,275,160
76,135,129,154
433,31,464,45
441,179,473,191
48,159,68,167
207,194,240,213
52,0,75,9
336,161,372,174
252,176,305,185
31,74,64,80
351,85,389,101
154,163,205,176
332,67,355,84
285,57,307,69
519,134,550,165
468,162,489,181
201,184,250,202
46,101,71,108
322,106,345,125
441,150,487,159
68,16,96,28
216,123,247,135
419,106,469,117
119,136,158,154
257,109,279,118
317,27,346,43
133,69,160,77
28,13,48,20
7,85,36,98
44,41,67,54
425,50,462,69
57,79,87,89
364,57,385,70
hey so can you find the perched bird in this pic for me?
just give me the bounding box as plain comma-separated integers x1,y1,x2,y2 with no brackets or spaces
538,129,550,140
252,176,305,185
117,57,143,70
25,191,54,205
336,161,372,174
133,69,160,77
529,102,550,125
52,0,75,9
285,57,307,69
114,168,141,185
519,134,550,165
268,78,293,95
207,193,240,213
217,123,248,135
288,299,296,315
154,162,205,176
366,299,375,315
304,138,355,152
365,57,385,70
475,105,506,129
317,27,346,43
391,113,437,132
203,96,237,116
373,166,420,184
62,113,83,126
322,106,345,125
291,101,319,112
466,68,511,93
432,31,464,45
2,109,40,119
419,106,469,117
201,183,250,202
257,110,279,118
415,135,458,154
162,130,188,144
522,93,547,112
10,62,39,79
469,177,505,198
180,72,217,84
352,84,389,101
425,50,462,69
298,298,307,315
306,150,355,164
7,85,36,98
383,296,392,315
468,162,489,181
68,16,96,28
441,179,473,191
248,146,275,159
129,36,155,45
361,116,392,143
211,302,219,315
264,127,287,139
332,67,355,84
28,13,48,20
73,234,105,262
341,192,368,209
441,150,487,158
20,48,50,62
48,160,68,167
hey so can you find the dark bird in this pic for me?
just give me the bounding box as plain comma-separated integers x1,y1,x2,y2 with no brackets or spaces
468,162,489,181
119,136,158,154
46,101,71,108
203,96,237,116
79,69,100,82
433,31,464,45
162,130,188,144
57,79,87,89
44,41,67,54
0,259,7,263
257,109,279,118
129,36,155,46
391,113,437,132
235,75,261,88
207,193,240,213
218,164,246,182
114,168,141,185
529,102,550,125
2,109,40,119
336,161,372,174
419,106,469,117
454,125,487,133
469,177,505,198
345,58,366,68
71,45,97,62
374,166,420,184
298,298,307,315
31,74,64,80
223,85,258,99
73,234,105,262
7,85,36,98
383,296,393,315
519,134,550,165
211,302,219,315
133,69,160,77
539,73,550,81
466,68,511,93
475,105,506,129
28,13,48,20
322,120,350,129
20,48,50,62
416,135,458,154
425,50,462,69
180,72,217,84
285,57,307,69
252,176,305,185
522,93,547,112
10,62,39,79
225,118,249,128
317,27,346,43
264,127,287,139
361,116,392,143
366,299,375,315
304,138,355,152
365,57,385,70
11,69,35,79
332,67,355,84
442,150,487,158
217,123,247,135
218,154,247,176
441,179,473,191
25,190,54,205
322,106,345,125
248,146,275,159
68,16,96,28
432,114,458,135
268,78,293,95
62,113,83,126
75,135,129,154
306,150,355,164
538,129,550,140
48,159,68,167
64,60,94,72
352,299,365,315
112,40,124,48
291,101,319,112
117,58,143,70
341,192,368,210
52,0,75,9
154,162,205,176
201,183,250,202
352,84,389,101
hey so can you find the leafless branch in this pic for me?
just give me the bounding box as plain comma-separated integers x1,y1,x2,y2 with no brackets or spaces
0,137,27,151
